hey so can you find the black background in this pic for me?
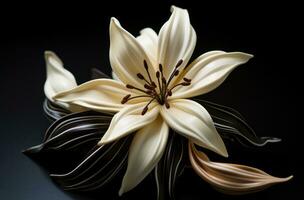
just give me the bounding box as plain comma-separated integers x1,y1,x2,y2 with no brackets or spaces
1,0,302,199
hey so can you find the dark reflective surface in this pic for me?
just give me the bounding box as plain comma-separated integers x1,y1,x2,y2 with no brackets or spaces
2,0,301,199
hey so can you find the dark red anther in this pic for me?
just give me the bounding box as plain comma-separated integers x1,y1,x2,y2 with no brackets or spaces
183,77,191,82
142,106,148,115
167,90,172,96
181,82,191,86
156,71,160,78
143,60,149,70
121,94,131,104
162,77,167,85
159,64,163,72
165,101,170,109
151,82,157,88
126,84,135,89
144,84,154,90
146,90,154,95
174,70,179,76
137,73,145,80
175,59,183,68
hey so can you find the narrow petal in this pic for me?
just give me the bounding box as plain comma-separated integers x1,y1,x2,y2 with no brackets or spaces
136,28,158,62
160,99,228,157
119,116,169,196
44,51,77,102
54,79,144,112
98,102,160,145
189,142,293,194
172,52,253,99
158,6,196,78
110,18,156,88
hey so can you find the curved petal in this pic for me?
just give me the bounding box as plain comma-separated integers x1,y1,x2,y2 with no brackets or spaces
119,116,169,196
44,51,77,102
98,102,160,145
110,18,157,88
54,79,144,112
111,71,121,82
160,99,228,157
158,6,196,78
189,142,293,194
136,28,158,63
172,52,253,99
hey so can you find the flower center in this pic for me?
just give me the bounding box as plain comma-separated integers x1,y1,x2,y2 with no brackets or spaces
121,60,191,115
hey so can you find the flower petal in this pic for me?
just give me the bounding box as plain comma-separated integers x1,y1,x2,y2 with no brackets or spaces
110,18,156,88
111,71,121,82
172,52,253,99
158,6,196,78
136,28,158,62
119,116,168,196
98,102,160,145
189,142,293,194
44,51,77,102
54,79,143,112
160,99,228,157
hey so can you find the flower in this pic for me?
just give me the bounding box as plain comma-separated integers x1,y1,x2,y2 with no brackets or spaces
43,51,85,112
52,6,253,195
44,51,77,108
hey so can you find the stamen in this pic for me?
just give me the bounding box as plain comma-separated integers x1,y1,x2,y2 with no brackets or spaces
141,98,155,115
181,82,191,86
166,60,183,87
169,81,192,92
137,73,145,80
159,64,163,72
132,95,152,103
146,90,155,95
161,77,167,85
126,84,134,89
126,84,149,94
143,60,153,84
121,95,152,104
144,84,154,90
155,71,162,94
142,107,148,115
183,77,191,82
121,94,131,104
151,81,157,88
167,90,172,96
143,60,149,70
137,72,156,87
161,77,167,96
124,59,190,111
175,59,183,68
165,101,170,109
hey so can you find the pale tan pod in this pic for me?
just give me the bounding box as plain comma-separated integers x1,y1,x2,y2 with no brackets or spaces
188,142,293,195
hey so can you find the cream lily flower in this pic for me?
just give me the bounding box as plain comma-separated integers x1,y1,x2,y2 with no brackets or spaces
44,51,78,110
54,6,253,195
